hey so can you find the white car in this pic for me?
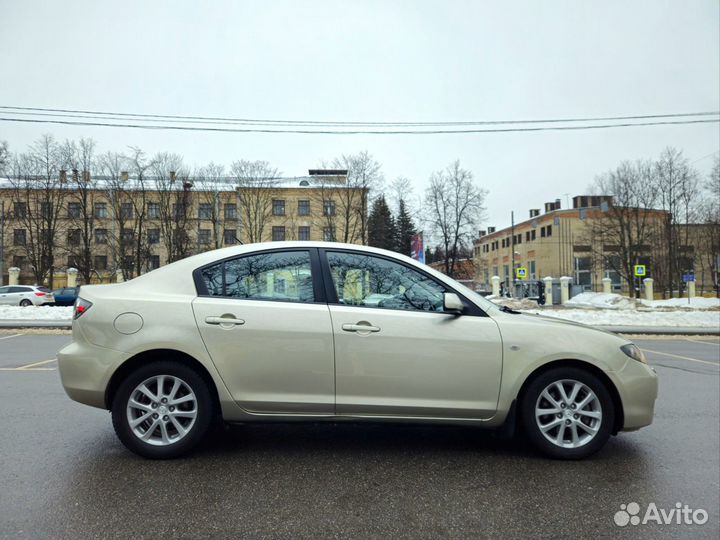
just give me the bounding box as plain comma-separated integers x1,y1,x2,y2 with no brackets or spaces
58,242,658,459
0,285,55,306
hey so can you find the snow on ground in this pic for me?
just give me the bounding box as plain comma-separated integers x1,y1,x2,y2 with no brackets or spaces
520,308,719,328
489,291,719,328
0,305,73,321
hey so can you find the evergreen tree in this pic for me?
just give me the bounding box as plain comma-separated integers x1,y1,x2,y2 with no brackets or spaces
424,246,434,264
367,195,397,250
394,197,416,256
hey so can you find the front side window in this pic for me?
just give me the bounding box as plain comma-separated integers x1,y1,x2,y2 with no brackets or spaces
326,251,447,312
200,250,314,303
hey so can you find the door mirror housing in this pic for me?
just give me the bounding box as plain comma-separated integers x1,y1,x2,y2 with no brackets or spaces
443,292,464,314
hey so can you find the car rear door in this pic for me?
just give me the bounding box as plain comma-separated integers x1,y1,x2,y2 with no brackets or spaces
321,249,503,419
191,248,335,415
0,287,10,305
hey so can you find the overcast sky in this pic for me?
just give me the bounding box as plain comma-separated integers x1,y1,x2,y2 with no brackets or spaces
1,0,718,229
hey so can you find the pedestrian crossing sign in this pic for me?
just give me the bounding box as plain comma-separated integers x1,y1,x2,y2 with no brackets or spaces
633,265,646,277
515,267,527,279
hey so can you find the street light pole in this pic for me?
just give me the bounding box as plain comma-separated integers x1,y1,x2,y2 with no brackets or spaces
510,210,516,298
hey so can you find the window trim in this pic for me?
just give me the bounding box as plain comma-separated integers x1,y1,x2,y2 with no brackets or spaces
192,247,327,305
318,248,488,317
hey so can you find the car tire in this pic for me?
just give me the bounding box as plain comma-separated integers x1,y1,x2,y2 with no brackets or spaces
111,360,214,459
19,299,33,307
520,367,614,460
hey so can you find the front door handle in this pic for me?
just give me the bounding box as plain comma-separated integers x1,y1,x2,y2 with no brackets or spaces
205,316,245,326
342,322,380,333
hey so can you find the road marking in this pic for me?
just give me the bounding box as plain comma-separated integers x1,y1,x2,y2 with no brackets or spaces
16,358,57,369
684,337,720,346
0,333,23,341
641,348,720,366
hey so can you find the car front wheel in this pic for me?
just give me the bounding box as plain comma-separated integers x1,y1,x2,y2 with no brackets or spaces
520,367,614,459
111,361,213,459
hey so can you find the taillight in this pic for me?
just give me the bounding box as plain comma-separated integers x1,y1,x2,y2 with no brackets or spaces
34,292,46,296
74,298,93,319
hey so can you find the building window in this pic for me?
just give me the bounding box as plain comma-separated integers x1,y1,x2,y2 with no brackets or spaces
123,256,135,271
67,229,81,246
272,226,286,241
323,200,336,217
121,228,134,243
94,255,108,271
298,226,310,241
13,255,26,269
298,200,310,216
41,202,52,218
68,202,81,218
147,228,160,244
541,227,546,238
67,256,80,269
147,202,160,219
224,203,237,220
13,202,26,218
272,199,286,216
198,203,213,220
198,229,211,244
121,202,134,220
94,228,108,244
223,229,237,245
149,255,160,270
13,229,26,246
574,256,592,289
530,260,536,280
546,225,552,237
94,202,108,219
503,265,510,286
323,226,336,242
531,230,536,241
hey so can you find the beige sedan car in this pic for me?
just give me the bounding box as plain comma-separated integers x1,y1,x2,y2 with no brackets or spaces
58,242,658,459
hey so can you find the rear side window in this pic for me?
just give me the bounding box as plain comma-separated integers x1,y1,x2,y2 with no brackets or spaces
200,250,315,303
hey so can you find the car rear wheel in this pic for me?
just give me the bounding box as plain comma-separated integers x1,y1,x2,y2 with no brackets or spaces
520,367,614,459
19,299,32,307
111,361,213,459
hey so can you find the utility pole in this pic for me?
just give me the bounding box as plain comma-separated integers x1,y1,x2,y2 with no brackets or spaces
510,210,515,298
0,202,5,286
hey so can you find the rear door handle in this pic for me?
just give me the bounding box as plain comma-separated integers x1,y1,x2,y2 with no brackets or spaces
342,323,380,333
205,316,245,326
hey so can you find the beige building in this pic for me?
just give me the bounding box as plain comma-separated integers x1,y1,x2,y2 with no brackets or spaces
0,169,367,287
473,195,718,296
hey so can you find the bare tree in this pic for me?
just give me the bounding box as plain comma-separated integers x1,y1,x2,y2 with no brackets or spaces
654,147,700,297
583,161,660,297
694,156,720,294
425,160,486,277
152,152,193,262
0,140,8,174
332,151,381,243
7,135,67,287
194,163,227,249
62,138,98,284
231,160,279,243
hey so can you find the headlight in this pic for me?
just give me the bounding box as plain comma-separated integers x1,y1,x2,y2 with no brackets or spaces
621,343,646,364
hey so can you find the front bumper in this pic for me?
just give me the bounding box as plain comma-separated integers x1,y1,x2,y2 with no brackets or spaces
57,339,130,409
608,358,659,431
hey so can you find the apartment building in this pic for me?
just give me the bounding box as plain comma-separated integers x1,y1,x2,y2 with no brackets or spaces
0,169,367,286
473,195,718,295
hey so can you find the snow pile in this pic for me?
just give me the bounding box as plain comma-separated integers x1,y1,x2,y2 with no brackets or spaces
639,297,720,309
522,308,719,328
0,305,73,321
565,292,637,310
488,296,540,310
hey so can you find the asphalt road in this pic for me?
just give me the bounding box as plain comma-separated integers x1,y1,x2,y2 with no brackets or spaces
0,332,718,540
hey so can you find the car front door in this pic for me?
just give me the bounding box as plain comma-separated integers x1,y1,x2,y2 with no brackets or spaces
191,248,335,415
322,250,503,419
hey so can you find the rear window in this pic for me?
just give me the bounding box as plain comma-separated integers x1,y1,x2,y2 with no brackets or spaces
37,287,51,293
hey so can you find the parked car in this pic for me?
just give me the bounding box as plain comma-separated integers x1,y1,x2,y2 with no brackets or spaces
57,242,658,460
0,285,55,306
51,287,80,306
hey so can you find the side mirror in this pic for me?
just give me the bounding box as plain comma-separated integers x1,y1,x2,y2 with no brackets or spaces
443,292,464,314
